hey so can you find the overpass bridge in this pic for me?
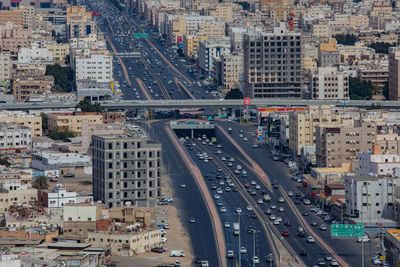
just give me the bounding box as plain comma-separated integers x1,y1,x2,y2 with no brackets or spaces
1,99,399,111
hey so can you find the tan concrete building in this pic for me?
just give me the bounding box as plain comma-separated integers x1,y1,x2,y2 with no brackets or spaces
109,206,155,228
309,67,349,100
183,34,207,58
47,43,70,64
312,22,331,38
13,75,54,102
318,38,340,67
0,9,24,26
0,181,37,213
0,111,42,136
289,106,342,155
87,229,162,256
316,122,376,167
48,112,103,135
205,3,233,23
389,47,400,100
357,65,388,88
0,52,11,82
214,53,243,92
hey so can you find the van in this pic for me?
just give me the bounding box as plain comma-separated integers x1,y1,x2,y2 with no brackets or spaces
170,250,185,257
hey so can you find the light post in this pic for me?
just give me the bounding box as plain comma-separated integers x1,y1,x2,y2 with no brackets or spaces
238,212,241,267
253,230,256,267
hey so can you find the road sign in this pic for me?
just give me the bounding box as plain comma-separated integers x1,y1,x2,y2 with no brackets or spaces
331,223,364,238
133,33,149,38
243,97,251,106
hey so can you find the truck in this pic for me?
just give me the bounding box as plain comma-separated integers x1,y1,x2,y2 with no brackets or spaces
170,250,185,257
233,223,240,236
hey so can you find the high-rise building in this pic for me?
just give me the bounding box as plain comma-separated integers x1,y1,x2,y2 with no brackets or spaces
92,134,161,208
388,47,400,100
243,23,302,99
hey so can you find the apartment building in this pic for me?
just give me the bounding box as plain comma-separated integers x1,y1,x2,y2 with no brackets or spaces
0,23,32,57
204,3,233,23
13,75,54,102
74,53,113,83
198,36,231,73
315,121,376,167
0,111,41,136
182,35,207,58
289,105,341,155
358,146,400,176
0,9,24,26
214,53,243,91
0,123,31,151
388,47,400,100
357,65,388,88
92,134,161,208
309,67,349,100
312,22,331,38
345,175,399,222
46,43,70,64
0,52,11,82
243,23,302,99
0,181,37,213
38,184,77,211
0,0,51,9
47,112,103,135
18,44,54,65
318,38,340,67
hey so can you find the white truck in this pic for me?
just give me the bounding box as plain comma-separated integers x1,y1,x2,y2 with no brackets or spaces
233,223,240,236
170,250,185,257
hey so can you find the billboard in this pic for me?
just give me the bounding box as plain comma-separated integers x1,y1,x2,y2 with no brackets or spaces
257,107,308,112
243,97,251,105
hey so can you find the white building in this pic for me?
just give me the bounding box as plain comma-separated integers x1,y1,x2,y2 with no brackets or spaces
0,253,20,267
31,152,92,175
358,148,400,176
63,203,98,222
0,123,32,151
344,175,400,222
185,15,215,33
198,36,231,73
17,44,53,65
0,52,11,82
309,67,349,100
74,53,113,83
40,184,77,211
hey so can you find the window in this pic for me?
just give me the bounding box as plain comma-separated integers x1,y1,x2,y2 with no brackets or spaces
109,182,113,189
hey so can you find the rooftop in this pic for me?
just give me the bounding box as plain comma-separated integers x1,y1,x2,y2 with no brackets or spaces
386,229,400,241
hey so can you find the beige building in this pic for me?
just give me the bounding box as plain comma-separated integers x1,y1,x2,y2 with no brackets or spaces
13,75,54,102
312,22,331,38
0,9,24,26
309,67,349,100
47,43,70,64
318,38,340,67
289,106,342,155
205,3,233,23
214,53,243,92
183,34,207,58
0,52,11,82
0,181,37,213
389,47,400,100
48,112,103,135
0,111,41,136
87,229,162,256
316,122,376,167
109,206,155,228
357,65,388,88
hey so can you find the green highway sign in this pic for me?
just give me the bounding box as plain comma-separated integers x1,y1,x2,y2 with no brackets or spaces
133,33,149,38
331,223,364,238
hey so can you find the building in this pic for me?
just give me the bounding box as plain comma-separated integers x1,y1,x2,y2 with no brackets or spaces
345,175,399,222
309,67,349,99
318,38,340,67
0,52,11,82
243,23,302,99
0,111,41,136
0,181,37,213
289,106,341,155
182,35,207,58
38,184,77,211
357,65,388,88
389,47,400,100
87,229,162,256
13,75,54,102
74,53,113,83
214,53,243,91
0,123,31,151
357,145,400,176
92,134,161,208
46,43,70,64
198,36,231,73
47,112,103,135
316,121,376,168
17,44,53,65
0,253,20,267
109,205,155,228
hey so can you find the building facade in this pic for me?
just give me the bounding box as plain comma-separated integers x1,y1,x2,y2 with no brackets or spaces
388,47,400,100
309,67,349,100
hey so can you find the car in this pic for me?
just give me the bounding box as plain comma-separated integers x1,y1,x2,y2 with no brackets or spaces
211,184,217,190
320,224,327,231
276,217,282,222
225,187,231,192
273,184,279,189
221,157,226,161
284,220,292,226
216,188,223,194
265,209,272,215
288,191,294,197
252,144,258,148
278,197,285,203
311,221,317,226
247,226,255,233
219,180,225,186
50,178,57,182
227,250,234,258
257,199,264,204
281,231,289,236
240,247,247,254
244,184,251,188
217,168,222,172
252,256,260,264
63,174,75,178
271,205,277,210
246,205,253,211
295,200,301,205
236,208,242,213
269,214,276,220
273,219,280,225
214,194,220,199
250,191,256,196
220,207,227,213
330,260,339,266
216,201,223,206
318,259,326,266
151,247,166,253
255,185,261,190
278,207,285,212
251,213,257,219
300,250,308,256
296,192,302,198
251,180,256,185
189,218,196,223
224,222,230,228
303,212,309,216
266,253,274,263
325,255,332,261
307,236,315,243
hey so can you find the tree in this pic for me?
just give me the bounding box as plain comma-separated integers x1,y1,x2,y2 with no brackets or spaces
177,48,184,57
45,64,74,92
32,176,49,190
333,34,358,45
367,42,394,54
0,158,10,167
75,99,104,113
349,76,373,100
225,88,243,99
382,82,389,99
40,113,48,131
49,129,76,140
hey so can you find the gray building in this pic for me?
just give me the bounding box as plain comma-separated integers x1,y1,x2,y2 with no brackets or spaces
243,23,302,99
92,134,161,208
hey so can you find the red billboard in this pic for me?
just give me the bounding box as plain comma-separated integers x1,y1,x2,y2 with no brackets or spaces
243,98,251,106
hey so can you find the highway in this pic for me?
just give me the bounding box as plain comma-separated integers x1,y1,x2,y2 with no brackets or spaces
216,120,375,267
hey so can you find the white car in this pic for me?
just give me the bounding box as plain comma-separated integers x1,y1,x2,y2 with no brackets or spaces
240,247,247,254
330,260,339,266
278,207,285,212
246,205,253,211
273,219,280,225
220,207,227,213
269,215,276,220
224,222,230,228
251,180,256,185
307,236,315,243
236,207,242,213
255,185,261,190
252,256,260,264
278,197,285,203
257,199,264,204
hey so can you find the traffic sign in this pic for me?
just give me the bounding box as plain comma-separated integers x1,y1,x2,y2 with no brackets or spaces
330,223,364,238
243,97,251,105
133,33,149,38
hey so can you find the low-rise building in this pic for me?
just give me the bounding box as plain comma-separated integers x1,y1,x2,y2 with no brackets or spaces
214,53,243,92
13,75,54,102
0,111,41,137
87,229,162,256
357,145,400,176
18,44,53,65
38,184,77,212
48,112,103,135
109,205,155,228
198,36,231,73
0,123,32,151
0,181,37,213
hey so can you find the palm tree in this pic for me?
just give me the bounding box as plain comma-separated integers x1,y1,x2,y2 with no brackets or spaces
32,176,49,190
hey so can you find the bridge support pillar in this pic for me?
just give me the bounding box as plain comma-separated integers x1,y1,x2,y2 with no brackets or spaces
191,129,194,139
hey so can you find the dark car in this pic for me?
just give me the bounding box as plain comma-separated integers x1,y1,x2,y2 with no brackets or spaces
251,213,257,219
63,174,75,178
194,258,202,264
298,230,306,237
284,220,291,226
232,187,238,192
151,247,165,253
295,200,301,205
265,209,272,215
300,250,308,256
296,193,302,198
